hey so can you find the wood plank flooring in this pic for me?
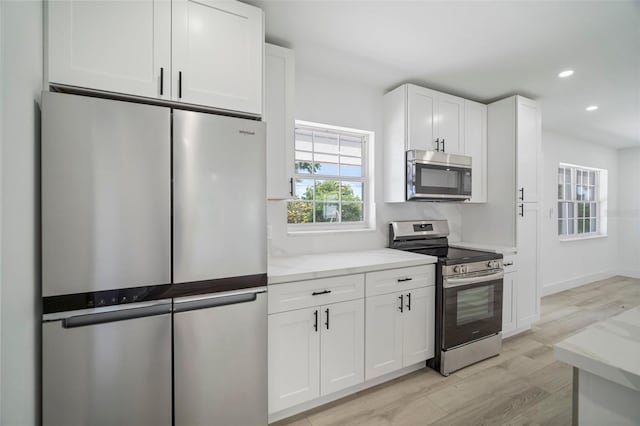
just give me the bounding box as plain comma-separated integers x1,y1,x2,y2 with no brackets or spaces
273,275,640,426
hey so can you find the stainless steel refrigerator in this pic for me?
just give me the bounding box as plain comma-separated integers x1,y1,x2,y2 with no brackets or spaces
41,92,267,426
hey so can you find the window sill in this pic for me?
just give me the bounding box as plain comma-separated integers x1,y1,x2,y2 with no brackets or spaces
559,233,607,242
287,226,377,236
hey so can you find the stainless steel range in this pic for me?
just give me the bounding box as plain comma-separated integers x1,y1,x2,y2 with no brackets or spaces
389,220,504,376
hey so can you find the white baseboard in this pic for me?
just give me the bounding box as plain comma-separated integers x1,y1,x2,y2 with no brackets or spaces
618,269,640,279
542,270,617,296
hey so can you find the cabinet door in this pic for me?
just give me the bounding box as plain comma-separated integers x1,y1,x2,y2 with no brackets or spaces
365,292,403,380
268,308,320,413
436,93,465,155
402,286,435,366
172,0,263,114
407,85,437,151
265,44,295,200
516,97,541,203
516,203,540,327
320,299,365,396
464,100,488,203
47,0,171,99
502,271,517,335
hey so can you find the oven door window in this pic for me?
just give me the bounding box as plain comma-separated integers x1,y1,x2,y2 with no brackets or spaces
415,163,471,197
443,278,503,349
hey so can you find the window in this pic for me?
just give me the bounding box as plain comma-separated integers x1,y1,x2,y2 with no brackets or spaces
558,163,607,239
287,121,373,230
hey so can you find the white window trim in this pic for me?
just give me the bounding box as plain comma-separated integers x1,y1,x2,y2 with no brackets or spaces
557,162,608,241
287,120,376,233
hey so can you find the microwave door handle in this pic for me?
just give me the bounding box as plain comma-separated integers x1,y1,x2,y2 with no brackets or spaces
443,271,504,288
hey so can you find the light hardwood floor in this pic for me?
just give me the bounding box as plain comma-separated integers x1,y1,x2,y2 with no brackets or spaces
274,276,640,426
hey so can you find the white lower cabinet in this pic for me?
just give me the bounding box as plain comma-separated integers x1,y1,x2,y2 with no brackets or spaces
268,299,364,413
268,307,320,413
268,264,436,417
365,284,435,380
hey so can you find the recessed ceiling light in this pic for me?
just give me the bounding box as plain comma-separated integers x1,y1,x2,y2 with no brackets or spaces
586,105,599,111
558,70,574,78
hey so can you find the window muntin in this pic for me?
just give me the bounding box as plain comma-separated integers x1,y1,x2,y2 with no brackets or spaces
558,165,601,237
288,123,369,227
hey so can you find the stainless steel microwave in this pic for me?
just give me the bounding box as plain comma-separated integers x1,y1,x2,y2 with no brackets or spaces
406,150,472,201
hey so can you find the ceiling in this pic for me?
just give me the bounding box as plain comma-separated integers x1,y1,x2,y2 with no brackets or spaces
249,0,640,149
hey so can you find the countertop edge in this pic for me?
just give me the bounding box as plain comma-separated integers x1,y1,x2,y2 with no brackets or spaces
554,340,640,392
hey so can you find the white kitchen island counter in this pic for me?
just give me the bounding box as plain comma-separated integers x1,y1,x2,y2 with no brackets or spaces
554,306,640,425
268,248,437,284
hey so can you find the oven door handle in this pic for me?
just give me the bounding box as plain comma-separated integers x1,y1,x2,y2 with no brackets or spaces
443,270,504,288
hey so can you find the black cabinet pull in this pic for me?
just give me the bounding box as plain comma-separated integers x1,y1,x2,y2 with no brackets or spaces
519,187,524,201
313,309,318,332
312,290,331,296
435,138,440,152
406,293,411,311
442,138,445,152
325,308,330,330
519,204,524,217
160,67,164,96
397,277,413,283
289,177,294,196
178,71,183,99
398,294,404,313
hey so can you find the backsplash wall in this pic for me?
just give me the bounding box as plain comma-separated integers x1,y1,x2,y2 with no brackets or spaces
267,66,462,257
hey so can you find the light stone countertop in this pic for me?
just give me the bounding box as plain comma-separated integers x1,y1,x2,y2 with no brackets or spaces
268,248,437,285
554,306,640,391
449,241,518,255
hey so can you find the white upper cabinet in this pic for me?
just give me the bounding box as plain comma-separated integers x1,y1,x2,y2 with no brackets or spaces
47,0,263,115
383,83,486,202
435,93,465,155
407,85,437,151
172,0,263,115
516,97,541,203
265,44,295,199
47,0,171,99
464,100,488,203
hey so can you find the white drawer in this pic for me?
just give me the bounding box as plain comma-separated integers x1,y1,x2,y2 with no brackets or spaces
503,255,517,273
365,265,435,297
268,274,365,314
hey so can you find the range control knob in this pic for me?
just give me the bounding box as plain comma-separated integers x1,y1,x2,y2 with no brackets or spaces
454,265,462,273
487,260,499,269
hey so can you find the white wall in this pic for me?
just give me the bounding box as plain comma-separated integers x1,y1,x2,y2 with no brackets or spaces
540,131,618,295
267,66,462,256
617,147,640,278
1,1,43,424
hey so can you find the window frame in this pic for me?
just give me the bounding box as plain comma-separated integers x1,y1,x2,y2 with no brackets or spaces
287,120,375,233
557,163,607,241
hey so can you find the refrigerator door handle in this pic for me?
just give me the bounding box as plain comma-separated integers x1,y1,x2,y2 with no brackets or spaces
62,303,172,329
173,290,264,314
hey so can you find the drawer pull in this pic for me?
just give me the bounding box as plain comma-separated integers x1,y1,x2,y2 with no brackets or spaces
504,262,514,266
312,290,332,296
397,277,413,283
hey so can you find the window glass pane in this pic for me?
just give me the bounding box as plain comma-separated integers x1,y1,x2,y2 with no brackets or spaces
565,184,571,200
341,202,363,222
342,181,363,201
578,218,584,233
313,132,338,154
340,164,362,177
558,168,565,199
568,203,575,219
314,180,340,202
294,179,314,199
295,129,313,151
565,169,571,184
287,201,313,224
314,162,338,175
589,171,596,185
584,203,590,217
558,202,565,218
591,203,597,219
558,219,567,235
340,137,362,157
315,202,339,222
585,218,591,232
591,219,597,232
568,219,575,234
577,203,584,218
295,161,316,174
